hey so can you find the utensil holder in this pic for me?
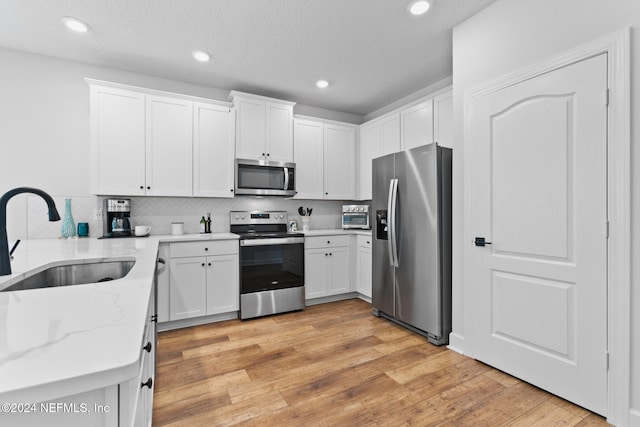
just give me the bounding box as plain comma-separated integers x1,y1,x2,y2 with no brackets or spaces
301,217,310,232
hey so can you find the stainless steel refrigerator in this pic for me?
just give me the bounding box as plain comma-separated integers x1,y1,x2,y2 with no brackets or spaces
372,143,452,345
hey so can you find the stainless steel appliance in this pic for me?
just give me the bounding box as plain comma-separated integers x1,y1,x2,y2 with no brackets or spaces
235,159,296,196
231,211,305,319
342,204,370,229
372,143,452,345
102,198,132,238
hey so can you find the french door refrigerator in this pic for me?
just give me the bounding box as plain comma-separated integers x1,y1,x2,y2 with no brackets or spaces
372,143,452,345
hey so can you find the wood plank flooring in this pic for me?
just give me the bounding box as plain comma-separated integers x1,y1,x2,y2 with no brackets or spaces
152,299,608,426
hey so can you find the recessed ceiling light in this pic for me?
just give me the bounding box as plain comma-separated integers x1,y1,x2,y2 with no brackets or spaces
192,50,211,62
61,16,89,33
408,0,430,16
315,80,329,89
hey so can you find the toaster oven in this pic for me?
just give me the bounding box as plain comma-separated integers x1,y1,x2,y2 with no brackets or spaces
342,205,370,229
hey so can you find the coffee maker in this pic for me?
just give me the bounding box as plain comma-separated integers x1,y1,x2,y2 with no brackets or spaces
103,198,132,238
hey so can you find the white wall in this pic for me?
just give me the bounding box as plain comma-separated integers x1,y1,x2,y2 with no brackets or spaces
0,47,354,241
451,0,639,423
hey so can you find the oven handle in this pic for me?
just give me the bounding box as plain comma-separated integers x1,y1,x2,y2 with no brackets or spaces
240,237,305,246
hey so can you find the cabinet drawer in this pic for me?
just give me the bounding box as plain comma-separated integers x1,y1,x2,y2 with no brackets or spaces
305,235,350,249
170,240,238,258
357,235,372,248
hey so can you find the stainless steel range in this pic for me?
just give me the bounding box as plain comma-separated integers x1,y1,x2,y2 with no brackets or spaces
231,211,305,320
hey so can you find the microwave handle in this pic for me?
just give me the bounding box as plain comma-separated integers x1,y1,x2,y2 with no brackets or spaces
283,167,289,191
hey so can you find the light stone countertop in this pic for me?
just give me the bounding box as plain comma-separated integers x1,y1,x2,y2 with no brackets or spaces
0,237,160,404
302,229,372,237
155,232,239,243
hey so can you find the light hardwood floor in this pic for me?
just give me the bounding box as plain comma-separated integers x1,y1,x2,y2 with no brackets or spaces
152,299,608,426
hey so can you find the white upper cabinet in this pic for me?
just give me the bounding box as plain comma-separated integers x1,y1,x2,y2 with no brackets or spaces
89,80,234,198
145,94,193,197
356,111,400,200
324,123,356,200
380,113,401,155
433,90,453,149
293,119,324,199
400,98,434,151
294,118,356,200
90,84,146,196
193,103,235,198
230,91,295,163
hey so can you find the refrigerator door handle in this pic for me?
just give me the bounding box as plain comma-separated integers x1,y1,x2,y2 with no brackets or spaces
388,178,400,267
387,179,395,266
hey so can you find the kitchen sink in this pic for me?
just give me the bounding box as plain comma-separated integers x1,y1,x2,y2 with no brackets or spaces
1,259,136,292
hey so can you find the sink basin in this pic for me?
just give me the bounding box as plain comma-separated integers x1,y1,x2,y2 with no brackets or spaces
1,260,136,292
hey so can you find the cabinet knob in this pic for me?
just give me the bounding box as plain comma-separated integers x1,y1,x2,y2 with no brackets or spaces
262,153,265,156
205,247,209,251
208,262,212,266
141,378,153,389
327,240,330,244
367,241,370,244
140,186,144,190
325,192,328,195
147,186,151,190
143,342,152,353
267,153,270,156
329,253,333,256
230,189,234,192
201,263,205,267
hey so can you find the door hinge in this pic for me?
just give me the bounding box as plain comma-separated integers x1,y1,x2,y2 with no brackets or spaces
604,350,610,370
605,88,610,106
603,219,609,238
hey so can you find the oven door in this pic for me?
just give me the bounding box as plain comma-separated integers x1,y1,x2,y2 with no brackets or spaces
342,212,370,229
239,237,304,294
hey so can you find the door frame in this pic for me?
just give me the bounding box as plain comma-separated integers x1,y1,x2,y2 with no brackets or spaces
462,28,630,425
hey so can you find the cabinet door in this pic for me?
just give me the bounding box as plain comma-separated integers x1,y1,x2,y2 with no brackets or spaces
327,246,351,295
206,254,239,315
401,99,434,151
357,245,372,298
90,84,145,196
434,91,453,149
169,257,207,320
324,123,356,200
193,103,235,197
359,123,381,200
304,248,327,299
381,113,401,155
146,95,193,196
293,119,324,199
235,98,266,160
266,102,293,162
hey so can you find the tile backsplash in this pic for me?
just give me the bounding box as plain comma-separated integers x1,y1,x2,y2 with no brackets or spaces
24,195,353,238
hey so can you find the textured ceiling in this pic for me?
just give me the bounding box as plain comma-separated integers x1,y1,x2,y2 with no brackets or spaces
0,0,498,116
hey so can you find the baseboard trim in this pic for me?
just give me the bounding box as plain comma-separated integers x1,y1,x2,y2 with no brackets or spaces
447,332,465,355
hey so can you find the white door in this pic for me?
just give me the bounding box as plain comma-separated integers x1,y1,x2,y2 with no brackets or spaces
266,102,294,162
145,95,193,196
468,54,608,414
169,257,207,320
400,99,433,151
359,122,382,200
324,123,356,200
206,254,239,315
293,119,324,199
193,103,235,198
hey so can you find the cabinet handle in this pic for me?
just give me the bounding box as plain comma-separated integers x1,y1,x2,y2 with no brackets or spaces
367,241,370,244
140,186,144,190
205,247,209,251
143,342,152,353
267,153,270,157
327,240,330,244
208,262,212,266
262,152,265,156
230,189,234,192
141,378,153,389
201,263,205,267
147,186,151,190
325,192,328,195
329,253,333,256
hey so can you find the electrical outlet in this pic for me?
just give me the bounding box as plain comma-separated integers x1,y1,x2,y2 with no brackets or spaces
93,209,103,221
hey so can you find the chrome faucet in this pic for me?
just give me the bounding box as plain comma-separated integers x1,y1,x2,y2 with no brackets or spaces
0,187,60,276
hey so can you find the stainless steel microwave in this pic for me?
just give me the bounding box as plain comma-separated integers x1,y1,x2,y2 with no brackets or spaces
235,159,296,196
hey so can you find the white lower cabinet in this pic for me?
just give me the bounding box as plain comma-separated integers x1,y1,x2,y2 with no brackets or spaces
304,236,351,299
168,240,239,321
4,284,157,427
356,235,372,299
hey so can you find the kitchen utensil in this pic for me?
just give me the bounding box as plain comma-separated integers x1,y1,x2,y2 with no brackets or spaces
135,225,151,236
298,206,306,216
307,208,312,216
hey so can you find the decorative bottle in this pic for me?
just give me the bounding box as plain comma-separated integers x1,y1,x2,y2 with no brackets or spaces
61,198,77,238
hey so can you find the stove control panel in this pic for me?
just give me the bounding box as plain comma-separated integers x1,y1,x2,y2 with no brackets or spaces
230,211,288,226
